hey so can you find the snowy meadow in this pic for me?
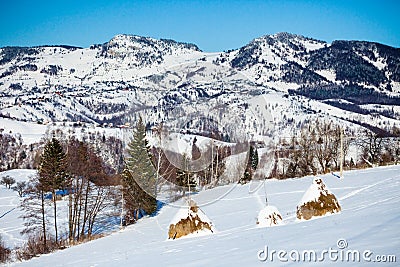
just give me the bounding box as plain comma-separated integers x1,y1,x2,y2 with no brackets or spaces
1,165,399,266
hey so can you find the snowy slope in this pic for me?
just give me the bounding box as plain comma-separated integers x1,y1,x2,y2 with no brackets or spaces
7,165,400,266
0,169,120,251
0,118,48,145
0,169,37,248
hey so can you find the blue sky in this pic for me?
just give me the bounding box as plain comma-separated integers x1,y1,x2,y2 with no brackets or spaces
1,0,399,51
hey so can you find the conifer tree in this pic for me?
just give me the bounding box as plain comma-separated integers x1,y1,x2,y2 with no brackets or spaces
239,145,258,184
120,168,147,225
123,117,157,223
250,145,259,170
38,138,67,244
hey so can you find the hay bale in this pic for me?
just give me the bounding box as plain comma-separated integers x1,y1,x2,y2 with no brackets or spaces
296,177,341,220
168,200,215,239
256,205,283,227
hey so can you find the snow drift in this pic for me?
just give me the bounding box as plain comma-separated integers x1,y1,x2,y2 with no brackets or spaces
256,205,283,227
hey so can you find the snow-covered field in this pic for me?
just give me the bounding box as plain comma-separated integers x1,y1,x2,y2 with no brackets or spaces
2,165,399,266
0,169,37,248
0,169,119,251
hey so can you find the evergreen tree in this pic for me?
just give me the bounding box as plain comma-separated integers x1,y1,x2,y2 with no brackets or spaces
250,145,259,170
121,168,153,225
239,145,258,184
123,117,157,224
38,138,67,245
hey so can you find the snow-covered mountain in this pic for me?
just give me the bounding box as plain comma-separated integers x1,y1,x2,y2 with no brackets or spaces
1,33,399,140
217,33,400,91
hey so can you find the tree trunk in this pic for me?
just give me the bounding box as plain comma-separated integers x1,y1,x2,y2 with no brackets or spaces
68,192,73,241
76,188,83,241
74,176,84,241
40,189,47,251
80,179,90,239
52,189,58,245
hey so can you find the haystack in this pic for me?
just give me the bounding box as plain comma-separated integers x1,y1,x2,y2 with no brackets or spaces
296,177,341,220
168,199,215,239
256,205,283,227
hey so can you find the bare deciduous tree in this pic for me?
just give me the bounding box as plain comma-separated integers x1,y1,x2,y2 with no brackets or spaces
12,181,27,197
0,176,15,189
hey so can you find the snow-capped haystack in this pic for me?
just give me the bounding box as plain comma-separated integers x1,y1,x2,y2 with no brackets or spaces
168,199,215,239
296,177,341,220
256,205,284,227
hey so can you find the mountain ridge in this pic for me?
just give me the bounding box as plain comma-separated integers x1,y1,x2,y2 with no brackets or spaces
1,32,399,140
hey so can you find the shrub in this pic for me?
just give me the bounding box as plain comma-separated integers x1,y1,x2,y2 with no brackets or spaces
1,176,16,189
16,234,61,261
0,235,11,263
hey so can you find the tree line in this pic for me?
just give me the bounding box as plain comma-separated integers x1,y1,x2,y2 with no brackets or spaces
12,117,233,260
18,137,120,259
271,120,400,179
